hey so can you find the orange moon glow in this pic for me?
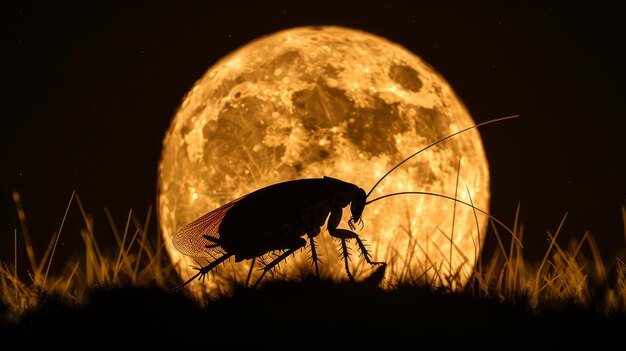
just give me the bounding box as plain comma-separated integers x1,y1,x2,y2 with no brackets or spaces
158,26,490,294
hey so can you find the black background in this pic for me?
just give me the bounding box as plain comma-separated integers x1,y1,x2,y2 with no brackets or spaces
1,1,624,267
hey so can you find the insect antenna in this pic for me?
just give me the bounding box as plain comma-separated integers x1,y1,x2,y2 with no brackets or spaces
365,115,519,199
365,191,523,247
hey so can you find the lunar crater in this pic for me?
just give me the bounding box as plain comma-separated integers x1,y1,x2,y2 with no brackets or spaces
389,64,423,92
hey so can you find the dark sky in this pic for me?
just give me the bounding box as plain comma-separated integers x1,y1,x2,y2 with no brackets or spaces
1,1,624,265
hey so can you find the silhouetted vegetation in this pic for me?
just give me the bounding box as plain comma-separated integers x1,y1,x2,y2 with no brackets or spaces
2,279,625,348
2,194,625,346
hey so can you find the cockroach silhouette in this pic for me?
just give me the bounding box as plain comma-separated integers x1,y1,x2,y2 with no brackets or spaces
171,115,520,292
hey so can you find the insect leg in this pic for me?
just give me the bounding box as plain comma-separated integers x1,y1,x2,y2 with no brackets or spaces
330,229,386,266
309,236,320,278
202,234,221,244
202,235,221,249
170,253,233,293
354,236,385,266
245,257,256,288
307,227,322,278
327,206,343,231
340,238,354,281
252,238,306,289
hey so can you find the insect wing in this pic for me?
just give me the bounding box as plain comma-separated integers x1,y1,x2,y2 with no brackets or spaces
172,197,243,258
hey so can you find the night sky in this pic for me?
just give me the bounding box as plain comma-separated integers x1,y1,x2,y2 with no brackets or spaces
1,1,624,265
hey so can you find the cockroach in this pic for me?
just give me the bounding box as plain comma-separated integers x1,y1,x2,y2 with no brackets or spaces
171,115,520,292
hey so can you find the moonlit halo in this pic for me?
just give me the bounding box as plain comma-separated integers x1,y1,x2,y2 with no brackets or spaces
158,26,490,295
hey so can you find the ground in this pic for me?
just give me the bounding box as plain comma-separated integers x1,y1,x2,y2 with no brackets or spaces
2,277,624,349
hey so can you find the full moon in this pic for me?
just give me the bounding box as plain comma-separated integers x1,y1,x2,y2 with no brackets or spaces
158,26,490,293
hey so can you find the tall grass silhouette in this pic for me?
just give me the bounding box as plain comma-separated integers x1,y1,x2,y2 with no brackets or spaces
1,192,174,320
1,191,625,322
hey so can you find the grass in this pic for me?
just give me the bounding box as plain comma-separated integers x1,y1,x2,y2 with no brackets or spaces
1,191,175,321
1,190,625,326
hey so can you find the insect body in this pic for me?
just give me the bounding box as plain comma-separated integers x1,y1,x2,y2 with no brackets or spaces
172,177,378,291
171,115,520,292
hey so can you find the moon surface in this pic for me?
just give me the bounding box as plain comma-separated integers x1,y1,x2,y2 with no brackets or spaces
158,26,490,293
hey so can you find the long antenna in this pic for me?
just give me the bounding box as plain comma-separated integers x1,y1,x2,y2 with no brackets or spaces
365,191,523,247
365,115,519,199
